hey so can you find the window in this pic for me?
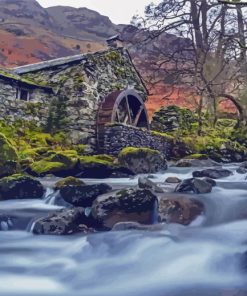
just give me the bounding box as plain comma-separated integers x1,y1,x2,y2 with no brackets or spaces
16,88,30,101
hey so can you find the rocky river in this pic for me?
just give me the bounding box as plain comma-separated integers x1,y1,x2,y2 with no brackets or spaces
0,164,247,296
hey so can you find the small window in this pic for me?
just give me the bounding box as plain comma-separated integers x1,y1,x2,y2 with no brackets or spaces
16,88,30,101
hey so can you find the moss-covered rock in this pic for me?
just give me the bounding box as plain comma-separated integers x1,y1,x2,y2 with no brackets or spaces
29,151,78,177
55,176,85,190
151,105,195,133
0,174,44,200
92,188,158,229
118,147,167,174
77,155,133,178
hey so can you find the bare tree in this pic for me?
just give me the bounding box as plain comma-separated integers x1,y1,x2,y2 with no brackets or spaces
132,0,247,132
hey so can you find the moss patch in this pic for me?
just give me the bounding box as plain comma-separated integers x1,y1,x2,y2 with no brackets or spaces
55,176,85,190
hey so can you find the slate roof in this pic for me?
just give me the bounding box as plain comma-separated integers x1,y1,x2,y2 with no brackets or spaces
0,68,53,91
14,49,114,74
13,48,149,95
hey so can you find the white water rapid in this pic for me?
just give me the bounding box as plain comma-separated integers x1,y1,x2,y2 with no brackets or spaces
0,164,247,296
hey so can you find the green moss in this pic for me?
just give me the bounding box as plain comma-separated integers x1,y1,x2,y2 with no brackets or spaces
73,144,87,155
55,176,85,190
94,154,115,163
29,133,53,147
106,51,122,62
151,130,175,141
30,160,68,175
0,69,50,88
119,147,160,159
30,150,79,176
182,135,227,152
24,102,43,116
79,155,114,166
0,133,18,163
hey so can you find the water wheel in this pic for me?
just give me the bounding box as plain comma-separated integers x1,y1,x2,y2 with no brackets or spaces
97,89,150,150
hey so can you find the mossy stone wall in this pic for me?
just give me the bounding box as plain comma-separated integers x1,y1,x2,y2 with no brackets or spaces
103,124,171,158
0,80,55,126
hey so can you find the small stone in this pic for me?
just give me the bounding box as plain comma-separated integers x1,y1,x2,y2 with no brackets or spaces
138,176,164,193
175,178,212,194
192,169,232,179
165,177,181,184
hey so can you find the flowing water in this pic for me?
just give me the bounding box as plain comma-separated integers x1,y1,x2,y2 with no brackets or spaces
1,164,247,296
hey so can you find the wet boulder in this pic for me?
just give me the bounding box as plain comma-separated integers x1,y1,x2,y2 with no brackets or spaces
0,174,44,200
138,176,164,193
33,207,95,235
91,188,158,230
202,177,217,187
165,177,181,184
175,178,212,194
55,176,85,190
240,251,247,271
159,195,204,225
236,167,247,174
118,147,167,174
60,183,112,207
192,168,232,179
174,157,220,168
236,162,247,174
77,155,134,178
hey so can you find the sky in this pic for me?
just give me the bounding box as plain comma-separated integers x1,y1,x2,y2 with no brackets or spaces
37,0,157,24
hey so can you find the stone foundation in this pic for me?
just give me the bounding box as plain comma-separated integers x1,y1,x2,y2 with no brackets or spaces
103,124,171,158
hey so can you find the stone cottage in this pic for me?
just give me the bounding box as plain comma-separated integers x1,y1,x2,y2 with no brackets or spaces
0,46,170,156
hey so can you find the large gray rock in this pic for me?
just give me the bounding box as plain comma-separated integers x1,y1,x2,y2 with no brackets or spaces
0,174,44,200
118,147,167,174
60,183,112,207
91,188,158,229
159,195,204,225
192,168,232,179
175,158,220,168
33,208,95,235
138,176,164,193
175,178,212,194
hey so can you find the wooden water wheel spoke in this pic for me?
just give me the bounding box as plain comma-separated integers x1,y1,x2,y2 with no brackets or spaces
125,96,132,124
97,89,150,151
133,105,144,126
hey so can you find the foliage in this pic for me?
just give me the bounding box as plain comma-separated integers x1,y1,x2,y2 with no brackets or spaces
45,94,69,134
